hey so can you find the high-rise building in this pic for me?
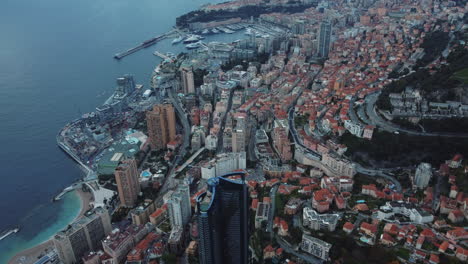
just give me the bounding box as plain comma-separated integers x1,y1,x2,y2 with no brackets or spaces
197,172,249,264
232,129,246,153
181,67,195,94
317,21,332,58
167,183,192,229
116,74,136,95
146,104,176,150
115,159,140,208
54,207,112,264
414,163,432,189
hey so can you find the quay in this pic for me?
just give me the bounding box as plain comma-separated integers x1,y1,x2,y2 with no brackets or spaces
114,30,177,60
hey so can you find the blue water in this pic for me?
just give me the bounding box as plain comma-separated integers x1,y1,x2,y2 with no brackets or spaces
0,0,244,261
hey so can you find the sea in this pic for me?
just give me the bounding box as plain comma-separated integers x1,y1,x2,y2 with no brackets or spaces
0,0,245,261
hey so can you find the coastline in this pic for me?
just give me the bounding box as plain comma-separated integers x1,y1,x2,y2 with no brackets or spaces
7,189,93,264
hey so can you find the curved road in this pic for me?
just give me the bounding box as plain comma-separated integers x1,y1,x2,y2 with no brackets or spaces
365,92,468,138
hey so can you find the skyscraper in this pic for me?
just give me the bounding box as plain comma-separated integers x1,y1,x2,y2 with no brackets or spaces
168,183,192,229
181,67,195,94
115,159,140,208
197,172,249,264
317,21,332,58
54,207,112,264
146,104,176,150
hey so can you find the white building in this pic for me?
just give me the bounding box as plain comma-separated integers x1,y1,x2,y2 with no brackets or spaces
377,201,434,224
344,120,364,137
321,153,356,177
167,184,191,229
201,152,246,179
300,234,332,261
414,163,432,189
303,207,340,232
205,135,218,150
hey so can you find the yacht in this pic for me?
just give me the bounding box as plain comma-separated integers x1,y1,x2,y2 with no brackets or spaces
186,41,202,49
171,36,184,45
183,35,202,43
0,227,20,241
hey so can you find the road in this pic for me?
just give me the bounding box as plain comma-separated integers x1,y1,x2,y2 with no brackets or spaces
168,88,191,178
153,86,191,206
287,68,323,161
267,184,279,235
354,164,402,192
248,125,258,162
347,96,366,126
216,88,235,153
365,92,468,138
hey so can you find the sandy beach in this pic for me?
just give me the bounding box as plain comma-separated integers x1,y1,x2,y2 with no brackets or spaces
8,188,93,264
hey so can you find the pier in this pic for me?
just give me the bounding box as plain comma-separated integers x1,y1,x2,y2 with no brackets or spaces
153,51,174,62
114,30,177,60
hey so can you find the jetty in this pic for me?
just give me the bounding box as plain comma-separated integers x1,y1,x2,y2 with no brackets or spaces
153,51,174,62
114,30,177,60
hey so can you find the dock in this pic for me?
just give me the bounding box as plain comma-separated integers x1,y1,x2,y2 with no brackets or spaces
114,30,177,60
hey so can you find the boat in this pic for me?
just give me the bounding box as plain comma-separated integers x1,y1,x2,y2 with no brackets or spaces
219,26,234,34
172,36,184,45
183,35,201,43
186,41,202,49
211,28,220,34
245,28,252,36
0,227,20,241
201,29,210,35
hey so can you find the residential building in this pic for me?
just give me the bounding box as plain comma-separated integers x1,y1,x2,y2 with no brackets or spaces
302,207,340,232
167,183,192,229
300,234,331,261
115,159,140,208
182,67,195,94
54,208,112,264
414,163,432,189
130,199,156,225
146,104,176,150
102,224,151,264
255,202,271,228
321,153,356,177
201,152,246,179
196,172,249,264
